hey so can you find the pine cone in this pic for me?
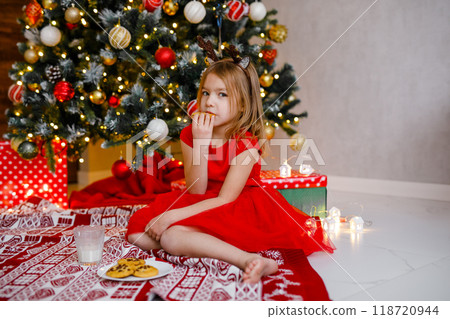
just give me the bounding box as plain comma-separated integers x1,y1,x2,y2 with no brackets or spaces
45,65,63,83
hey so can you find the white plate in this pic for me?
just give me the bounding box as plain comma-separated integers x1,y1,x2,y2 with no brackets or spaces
97,259,173,281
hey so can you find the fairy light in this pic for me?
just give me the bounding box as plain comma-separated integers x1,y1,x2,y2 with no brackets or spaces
170,65,176,70
84,137,90,142
78,46,82,50
153,27,158,31
170,30,174,34
294,117,299,123
27,133,33,138
144,34,149,39
27,66,33,71
286,120,291,124
277,112,283,118
25,25,30,29
173,23,178,28
274,123,279,128
103,72,107,76
177,117,181,121
274,74,280,79
260,33,265,38
164,108,170,113
80,96,85,101
85,56,90,61
81,18,87,26
119,85,124,90
136,45,141,51
82,69,87,73
118,76,123,81
61,53,67,59
51,21,57,26
93,8,98,13
38,51,44,57
258,53,263,58
79,158,84,163
17,81,23,85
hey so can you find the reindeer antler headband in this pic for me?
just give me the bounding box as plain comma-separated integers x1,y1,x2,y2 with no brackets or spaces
197,35,250,70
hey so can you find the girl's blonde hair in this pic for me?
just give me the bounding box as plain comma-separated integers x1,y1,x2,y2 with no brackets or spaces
197,58,268,156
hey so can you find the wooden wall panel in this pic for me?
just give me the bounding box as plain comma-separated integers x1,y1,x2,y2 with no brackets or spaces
0,1,23,136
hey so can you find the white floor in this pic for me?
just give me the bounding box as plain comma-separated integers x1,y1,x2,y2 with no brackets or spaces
308,190,450,301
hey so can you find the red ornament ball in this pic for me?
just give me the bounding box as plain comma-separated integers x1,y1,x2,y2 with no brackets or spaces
108,95,120,108
112,159,132,179
8,84,24,104
144,0,164,12
66,23,78,30
187,99,198,117
54,81,75,102
227,0,249,22
155,47,176,69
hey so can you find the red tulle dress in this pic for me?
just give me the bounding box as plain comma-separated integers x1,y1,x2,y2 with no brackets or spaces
126,125,335,255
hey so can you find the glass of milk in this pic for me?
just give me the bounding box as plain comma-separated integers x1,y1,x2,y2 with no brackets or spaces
73,225,105,266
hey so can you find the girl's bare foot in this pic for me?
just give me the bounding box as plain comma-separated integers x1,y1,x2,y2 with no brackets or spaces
242,256,278,284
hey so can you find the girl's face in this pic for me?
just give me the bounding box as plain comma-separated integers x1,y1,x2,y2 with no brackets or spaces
200,73,237,130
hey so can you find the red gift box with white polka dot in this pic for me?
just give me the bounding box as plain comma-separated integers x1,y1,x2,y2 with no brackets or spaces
170,170,327,191
0,141,68,208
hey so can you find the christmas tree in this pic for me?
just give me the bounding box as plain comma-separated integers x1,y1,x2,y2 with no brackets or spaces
6,0,306,172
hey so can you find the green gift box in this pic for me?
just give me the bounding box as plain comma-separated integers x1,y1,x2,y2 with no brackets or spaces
260,170,327,218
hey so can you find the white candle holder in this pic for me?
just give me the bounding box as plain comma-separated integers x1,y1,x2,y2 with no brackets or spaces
279,161,292,178
299,164,314,175
349,216,364,233
327,206,341,223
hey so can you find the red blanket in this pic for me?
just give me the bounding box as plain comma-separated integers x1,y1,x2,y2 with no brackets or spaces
69,154,184,209
0,197,330,301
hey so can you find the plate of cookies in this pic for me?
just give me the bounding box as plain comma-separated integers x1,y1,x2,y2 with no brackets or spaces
98,257,173,281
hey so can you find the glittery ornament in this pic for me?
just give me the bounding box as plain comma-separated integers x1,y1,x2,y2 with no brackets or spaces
24,48,39,64
42,0,58,10
184,1,206,24
54,81,75,102
146,118,169,141
64,7,82,24
269,24,288,43
102,55,117,66
108,25,131,49
17,141,39,160
249,1,267,21
163,0,179,15
40,25,62,47
25,0,43,26
289,133,306,151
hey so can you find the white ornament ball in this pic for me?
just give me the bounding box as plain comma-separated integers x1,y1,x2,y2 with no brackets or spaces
249,2,267,22
184,0,206,24
40,25,62,47
108,25,132,49
146,118,169,141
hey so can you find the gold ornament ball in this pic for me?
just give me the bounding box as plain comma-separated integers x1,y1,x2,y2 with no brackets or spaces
163,0,179,16
264,125,275,140
289,133,307,151
65,7,82,24
89,89,106,105
269,24,288,43
109,25,131,49
259,72,274,87
24,49,39,64
27,83,41,92
42,0,58,10
102,56,117,65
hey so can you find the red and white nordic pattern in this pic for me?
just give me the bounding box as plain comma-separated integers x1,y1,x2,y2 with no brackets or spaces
0,198,330,301
0,141,68,208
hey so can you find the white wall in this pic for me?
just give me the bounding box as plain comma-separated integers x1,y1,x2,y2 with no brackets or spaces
263,0,450,185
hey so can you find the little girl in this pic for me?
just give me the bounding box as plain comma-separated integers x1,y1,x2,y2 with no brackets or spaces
126,57,335,284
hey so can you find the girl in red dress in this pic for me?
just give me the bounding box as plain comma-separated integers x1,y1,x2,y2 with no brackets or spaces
126,58,335,284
